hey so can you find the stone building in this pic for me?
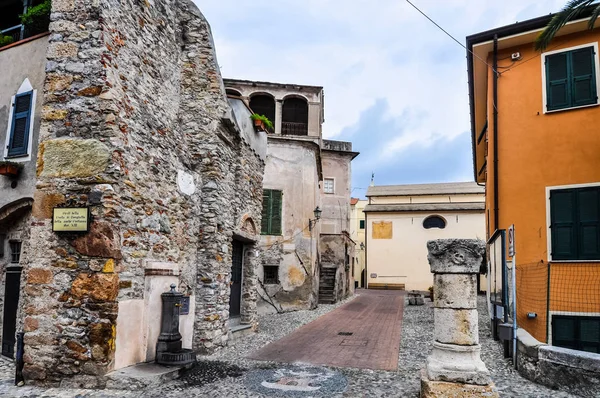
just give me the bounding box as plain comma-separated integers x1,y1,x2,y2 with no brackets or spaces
223,79,358,311
0,0,266,387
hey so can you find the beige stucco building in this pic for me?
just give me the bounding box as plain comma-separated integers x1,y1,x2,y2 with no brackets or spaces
350,198,367,287
223,79,359,312
364,182,485,291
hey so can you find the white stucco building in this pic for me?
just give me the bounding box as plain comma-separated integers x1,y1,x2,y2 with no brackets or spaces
364,182,486,291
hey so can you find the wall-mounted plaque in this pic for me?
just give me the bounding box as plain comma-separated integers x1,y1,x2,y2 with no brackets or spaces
52,208,90,233
180,296,190,315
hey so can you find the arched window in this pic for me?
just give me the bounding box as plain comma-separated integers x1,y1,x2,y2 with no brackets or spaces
282,97,308,135
225,88,242,97
249,94,275,125
423,215,446,229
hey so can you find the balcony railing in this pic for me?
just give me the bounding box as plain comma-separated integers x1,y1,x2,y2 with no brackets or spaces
1,24,23,44
282,121,308,136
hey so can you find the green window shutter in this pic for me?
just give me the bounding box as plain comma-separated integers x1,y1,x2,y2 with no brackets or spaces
550,189,577,260
261,190,271,235
270,190,282,235
577,187,600,260
571,47,597,106
546,52,570,111
7,92,33,157
360,220,365,229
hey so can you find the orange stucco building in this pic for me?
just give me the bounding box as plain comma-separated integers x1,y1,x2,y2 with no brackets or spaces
468,12,600,350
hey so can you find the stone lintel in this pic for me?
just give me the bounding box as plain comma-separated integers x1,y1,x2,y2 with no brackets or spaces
427,239,485,274
421,369,499,398
433,274,477,309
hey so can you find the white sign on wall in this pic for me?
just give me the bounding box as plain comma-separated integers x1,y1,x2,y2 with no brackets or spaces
508,224,515,257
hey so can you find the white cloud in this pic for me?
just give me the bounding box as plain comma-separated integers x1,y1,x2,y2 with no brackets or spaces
195,0,567,158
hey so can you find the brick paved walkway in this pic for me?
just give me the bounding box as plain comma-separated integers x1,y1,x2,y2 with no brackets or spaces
249,289,405,371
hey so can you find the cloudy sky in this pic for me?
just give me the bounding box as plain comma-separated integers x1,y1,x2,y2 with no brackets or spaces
195,0,565,197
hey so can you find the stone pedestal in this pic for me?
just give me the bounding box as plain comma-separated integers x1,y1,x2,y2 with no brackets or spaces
421,239,498,398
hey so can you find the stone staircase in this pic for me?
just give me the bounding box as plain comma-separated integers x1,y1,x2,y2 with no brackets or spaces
318,267,337,304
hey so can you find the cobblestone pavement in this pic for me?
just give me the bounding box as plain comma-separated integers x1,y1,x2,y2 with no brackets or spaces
0,293,579,397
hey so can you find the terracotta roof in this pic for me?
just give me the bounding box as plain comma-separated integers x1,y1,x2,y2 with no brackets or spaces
350,198,359,205
366,182,484,197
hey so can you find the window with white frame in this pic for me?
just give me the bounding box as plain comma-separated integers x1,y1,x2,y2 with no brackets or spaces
543,43,599,112
549,185,600,260
4,79,36,160
324,178,334,194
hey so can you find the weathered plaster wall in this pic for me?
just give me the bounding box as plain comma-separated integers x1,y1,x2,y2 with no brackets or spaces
320,150,352,234
16,0,264,386
258,138,321,313
0,36,49,208
366,211,485,290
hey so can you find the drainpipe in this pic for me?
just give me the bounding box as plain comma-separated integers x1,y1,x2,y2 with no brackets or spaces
493,34,499,232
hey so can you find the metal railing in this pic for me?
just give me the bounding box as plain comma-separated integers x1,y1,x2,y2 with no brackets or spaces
282,121,308,136
1,25,24,45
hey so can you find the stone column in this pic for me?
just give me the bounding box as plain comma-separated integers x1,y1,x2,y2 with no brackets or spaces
275,99,283,135
421,239,498,397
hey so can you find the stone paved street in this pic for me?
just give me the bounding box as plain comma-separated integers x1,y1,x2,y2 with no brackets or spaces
0,294,578,397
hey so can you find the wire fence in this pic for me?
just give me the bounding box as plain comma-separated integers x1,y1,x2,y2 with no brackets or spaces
516,261,600,349
516,261,549,343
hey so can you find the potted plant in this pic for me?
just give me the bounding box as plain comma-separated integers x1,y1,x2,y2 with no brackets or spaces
20,0,51,36
250,114,274,132
0,161,23,177
0,35,14,48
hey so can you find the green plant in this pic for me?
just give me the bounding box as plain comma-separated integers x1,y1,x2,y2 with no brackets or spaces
20,0,51,35
0,161,24,170
536,0,600,51
250,114,274,131
0,35,14,47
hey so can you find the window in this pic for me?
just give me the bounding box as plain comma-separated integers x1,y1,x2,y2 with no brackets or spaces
550,186,600,260
7,91,33,157
263,265,279,284
544,45,598,112
359,220,365,229
282,97,308,135
261,189,282,235
324,178,334,194
423,216,446,229
9,241,21,264
552,315,600,353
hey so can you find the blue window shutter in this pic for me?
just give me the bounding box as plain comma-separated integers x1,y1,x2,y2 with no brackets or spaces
7,92,33,157
546,52,570,111
571,47,597,107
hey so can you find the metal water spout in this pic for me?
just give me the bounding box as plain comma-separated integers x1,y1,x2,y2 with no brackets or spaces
155,284,196,366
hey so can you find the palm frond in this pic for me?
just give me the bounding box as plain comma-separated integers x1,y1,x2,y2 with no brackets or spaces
588,3,600,28
535,0,597,51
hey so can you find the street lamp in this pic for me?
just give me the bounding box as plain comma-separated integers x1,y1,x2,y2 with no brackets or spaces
308,206,322,231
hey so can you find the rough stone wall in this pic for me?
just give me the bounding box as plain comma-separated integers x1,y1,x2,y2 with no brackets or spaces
18,0,264,386
0,210,32,346
319,234,353,302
